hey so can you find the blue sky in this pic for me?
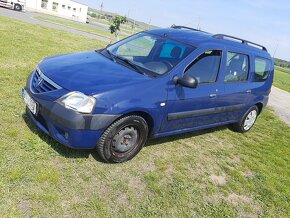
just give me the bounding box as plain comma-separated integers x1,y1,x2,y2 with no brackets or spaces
79,0,290,61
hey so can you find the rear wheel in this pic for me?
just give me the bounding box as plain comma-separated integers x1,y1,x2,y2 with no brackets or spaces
232,106,258,133
14,4,22,11
96,115,148,163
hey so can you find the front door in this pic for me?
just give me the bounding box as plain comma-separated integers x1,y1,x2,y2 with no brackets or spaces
160,49,225,132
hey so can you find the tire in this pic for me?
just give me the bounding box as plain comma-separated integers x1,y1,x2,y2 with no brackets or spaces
14,4,22,11
232,105,259,133
96,115,148,163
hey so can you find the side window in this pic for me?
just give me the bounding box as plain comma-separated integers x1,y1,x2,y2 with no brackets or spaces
254,58,271,82
224,52,249,82
184,50,222,84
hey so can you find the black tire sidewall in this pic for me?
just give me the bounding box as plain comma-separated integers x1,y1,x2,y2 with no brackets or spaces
240,106,259,132
102,116,148,163
14,4,21,11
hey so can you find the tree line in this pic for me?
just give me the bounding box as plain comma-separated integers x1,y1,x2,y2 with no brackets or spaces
274,58,290,69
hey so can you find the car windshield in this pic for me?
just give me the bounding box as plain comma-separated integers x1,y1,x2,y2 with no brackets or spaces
103,33,195,77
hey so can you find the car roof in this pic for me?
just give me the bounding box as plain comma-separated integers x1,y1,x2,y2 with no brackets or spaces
146,27,272,59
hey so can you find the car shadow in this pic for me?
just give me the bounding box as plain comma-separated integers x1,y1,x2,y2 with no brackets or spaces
146,125,228,147
22,112,230,162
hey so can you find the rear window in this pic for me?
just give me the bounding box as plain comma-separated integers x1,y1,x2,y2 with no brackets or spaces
254,58,271,82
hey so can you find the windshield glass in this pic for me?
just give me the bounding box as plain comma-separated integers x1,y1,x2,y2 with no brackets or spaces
105,33,195,76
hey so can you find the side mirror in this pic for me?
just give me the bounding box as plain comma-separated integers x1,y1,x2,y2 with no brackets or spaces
173,74,198,88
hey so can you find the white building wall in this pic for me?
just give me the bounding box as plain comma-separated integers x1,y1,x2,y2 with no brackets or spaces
26,0,88,23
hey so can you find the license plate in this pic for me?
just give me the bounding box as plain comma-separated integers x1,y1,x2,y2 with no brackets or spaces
22,88,38,115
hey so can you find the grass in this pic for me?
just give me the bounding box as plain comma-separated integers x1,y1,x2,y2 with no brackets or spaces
275,66,290,74
274,67,290,92
36,16,127,40
0,15,290,217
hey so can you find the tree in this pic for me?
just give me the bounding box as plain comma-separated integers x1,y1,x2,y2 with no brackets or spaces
109,16,127,41
90,13,97,18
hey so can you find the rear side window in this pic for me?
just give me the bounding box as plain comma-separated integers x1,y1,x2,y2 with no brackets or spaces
224,52,249,82
185,50,222,84
254,58,271,82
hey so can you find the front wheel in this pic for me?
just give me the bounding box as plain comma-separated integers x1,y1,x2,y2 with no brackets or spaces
96,115,148,163
232,106,259,133
14,4,22,11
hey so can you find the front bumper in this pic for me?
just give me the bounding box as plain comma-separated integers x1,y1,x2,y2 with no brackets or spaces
26,108,103,149
23,72,121,149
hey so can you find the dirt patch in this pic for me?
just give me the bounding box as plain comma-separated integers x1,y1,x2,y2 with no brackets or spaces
52,157,64,169
140,161,156,173
18,199,32,217
225,193,262,216
116,192,129,206
241,170,255,179
129,177,144,189
227,193,252,205
128,177,146,199
210,174,227,185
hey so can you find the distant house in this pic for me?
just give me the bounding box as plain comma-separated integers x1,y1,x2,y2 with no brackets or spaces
26,0,88,23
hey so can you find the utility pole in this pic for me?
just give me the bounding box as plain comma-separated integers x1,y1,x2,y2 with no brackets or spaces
273,43,279,58
100,2,103,14
147,18,151,30
197,16,201,30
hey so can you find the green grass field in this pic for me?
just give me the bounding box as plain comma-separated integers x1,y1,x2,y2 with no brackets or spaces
36,16,127,40
274,67,290,92
0,16,290,217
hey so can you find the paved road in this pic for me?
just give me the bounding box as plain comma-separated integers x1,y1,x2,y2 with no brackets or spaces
268,86,290,126
0,7,112,42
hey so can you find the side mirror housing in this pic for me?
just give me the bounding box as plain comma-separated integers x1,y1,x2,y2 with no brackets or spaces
174,74,198,88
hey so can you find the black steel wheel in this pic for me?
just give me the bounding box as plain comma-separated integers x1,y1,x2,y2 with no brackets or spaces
14,4,22,11
96,115,148,163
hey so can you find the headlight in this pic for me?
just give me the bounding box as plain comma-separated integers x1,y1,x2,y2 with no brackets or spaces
59,91,96,113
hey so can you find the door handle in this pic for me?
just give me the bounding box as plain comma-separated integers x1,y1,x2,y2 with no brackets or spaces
209,93,217,98
246,90,252,93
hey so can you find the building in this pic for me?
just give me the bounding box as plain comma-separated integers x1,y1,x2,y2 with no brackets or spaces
26,0,88,23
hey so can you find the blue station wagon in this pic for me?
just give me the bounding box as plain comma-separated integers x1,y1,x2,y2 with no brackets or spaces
22,26,274,163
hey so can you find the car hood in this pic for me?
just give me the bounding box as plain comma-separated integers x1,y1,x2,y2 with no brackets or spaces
39,51,150,95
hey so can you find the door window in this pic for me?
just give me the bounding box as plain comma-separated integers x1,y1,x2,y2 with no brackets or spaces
184,50,222,84
224,52,249,82
254,57,271,82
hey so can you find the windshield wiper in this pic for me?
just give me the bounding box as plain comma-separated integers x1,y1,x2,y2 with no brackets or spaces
114,55,146,75
103,48,116,62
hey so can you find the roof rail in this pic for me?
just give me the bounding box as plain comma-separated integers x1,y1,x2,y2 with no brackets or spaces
171,25,209,33
213,34,267,51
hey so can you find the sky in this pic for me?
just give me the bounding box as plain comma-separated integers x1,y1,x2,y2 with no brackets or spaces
79,0,290,61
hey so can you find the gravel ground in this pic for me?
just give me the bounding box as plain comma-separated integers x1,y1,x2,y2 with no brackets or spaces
268,86,290,126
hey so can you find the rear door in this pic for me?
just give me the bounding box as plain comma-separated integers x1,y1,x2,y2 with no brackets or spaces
219,50,252,121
